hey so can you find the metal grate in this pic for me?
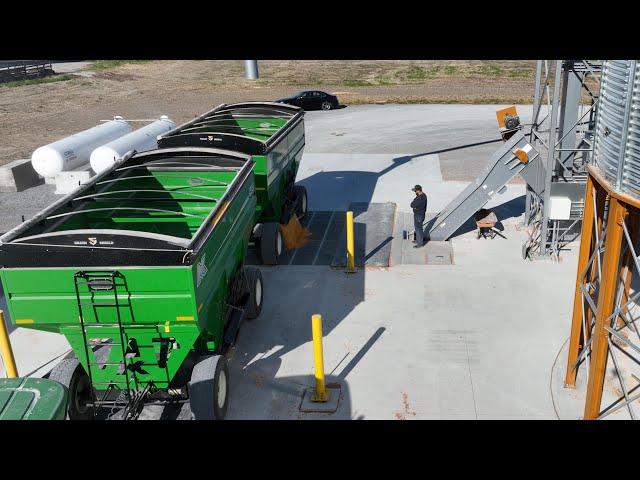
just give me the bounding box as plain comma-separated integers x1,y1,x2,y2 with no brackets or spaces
279,211,345,266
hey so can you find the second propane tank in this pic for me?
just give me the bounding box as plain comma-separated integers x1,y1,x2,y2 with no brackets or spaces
90,116,176,174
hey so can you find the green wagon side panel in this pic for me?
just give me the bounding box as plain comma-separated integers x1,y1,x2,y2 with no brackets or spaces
2,267,196,326
61,324,200,390
254,122,306,223
2,267,201,389
193,174,257,349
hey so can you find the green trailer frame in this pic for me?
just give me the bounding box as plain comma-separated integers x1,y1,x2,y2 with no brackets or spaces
157,102,307,264
0,147,265,420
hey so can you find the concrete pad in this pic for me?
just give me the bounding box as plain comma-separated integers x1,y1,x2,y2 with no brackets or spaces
223,226,579,419
331,202,396,268
297,153,527,220
54,169,93,195
0,159,43,193
51,61,93,73
1,280,70,379
300,387,340,413
6,328,70,378
424,242,454,265
303,104,536,182
297,153,442,212
390,212,453,266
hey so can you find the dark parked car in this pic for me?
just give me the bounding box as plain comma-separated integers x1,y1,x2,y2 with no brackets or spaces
275,90,339,111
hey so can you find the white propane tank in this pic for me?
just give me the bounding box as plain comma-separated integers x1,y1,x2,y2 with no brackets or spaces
31,117,132,178
90,116,177,174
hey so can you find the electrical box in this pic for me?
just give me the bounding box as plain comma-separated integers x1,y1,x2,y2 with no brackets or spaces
549,196,572,220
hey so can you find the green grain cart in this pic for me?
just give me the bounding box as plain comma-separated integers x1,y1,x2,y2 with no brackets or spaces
0,147,265,420
157,102,307,265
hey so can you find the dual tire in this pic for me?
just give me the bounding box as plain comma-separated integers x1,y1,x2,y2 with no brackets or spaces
49,358,93,420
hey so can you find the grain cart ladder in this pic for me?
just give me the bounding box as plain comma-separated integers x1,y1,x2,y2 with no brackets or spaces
74,270,156,419
427,131,543,241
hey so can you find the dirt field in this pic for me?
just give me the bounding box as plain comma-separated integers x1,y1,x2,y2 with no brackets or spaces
0,60,540,166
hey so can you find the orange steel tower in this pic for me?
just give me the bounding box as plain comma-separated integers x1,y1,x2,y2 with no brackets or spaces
566,60,640,419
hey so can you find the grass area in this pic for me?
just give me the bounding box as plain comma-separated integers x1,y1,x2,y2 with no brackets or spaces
91,60,151,70
226,61,536,90
343,79,372,87
2,74,74,88
394,64,534,82
342,79,393,86
472,65,532,78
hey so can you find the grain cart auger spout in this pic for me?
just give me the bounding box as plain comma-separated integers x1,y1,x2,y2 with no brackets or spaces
0,147,265,420
427,131,543,241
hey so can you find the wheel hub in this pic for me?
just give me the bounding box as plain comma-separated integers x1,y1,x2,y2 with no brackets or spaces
75,375,92,414
217,370,227,409
255,277,262,306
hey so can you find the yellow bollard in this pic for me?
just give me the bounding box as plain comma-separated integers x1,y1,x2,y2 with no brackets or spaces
346,211,355,273
0,310,18,378
310,314,330,402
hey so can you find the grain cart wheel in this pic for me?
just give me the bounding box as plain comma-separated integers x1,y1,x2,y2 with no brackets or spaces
49,358,94,420
190,355,229,420
293,186,308,220
321,101,332,110
260,222,283,265
244,266,264,320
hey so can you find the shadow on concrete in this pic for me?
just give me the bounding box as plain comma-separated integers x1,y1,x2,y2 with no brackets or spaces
297,155,416,212
427,194,526,240
228,320,385,419
332,327,385,381
365,236,393,263
224,141,508,416
298,138,504,212
227,261,366,418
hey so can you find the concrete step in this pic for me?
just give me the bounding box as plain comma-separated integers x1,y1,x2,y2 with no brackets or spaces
0,159,43,193
391,212,454,266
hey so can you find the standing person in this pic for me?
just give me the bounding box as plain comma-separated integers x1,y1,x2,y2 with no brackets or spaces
410,185,427,248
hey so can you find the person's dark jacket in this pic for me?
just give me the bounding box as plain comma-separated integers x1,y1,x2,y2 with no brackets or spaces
411,192,427,215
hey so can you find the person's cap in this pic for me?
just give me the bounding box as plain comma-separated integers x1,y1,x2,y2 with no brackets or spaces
412,184,422,192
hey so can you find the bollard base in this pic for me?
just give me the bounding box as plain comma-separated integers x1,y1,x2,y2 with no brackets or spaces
300,387,340,413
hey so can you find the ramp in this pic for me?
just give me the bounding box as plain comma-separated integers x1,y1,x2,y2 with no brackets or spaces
427,131,543,241
331,202,396,268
